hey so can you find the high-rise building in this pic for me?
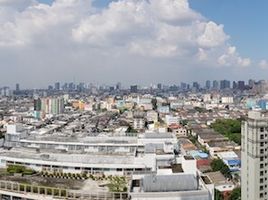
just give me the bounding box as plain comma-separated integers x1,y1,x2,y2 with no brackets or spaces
116,82,122,90
34,98,42,111
157,83,162,90
205,80,211,90
180,82,187,90
220,80,230,90
242,111,268,200
232,81,237,90
212,80,218,89
130,85,138,93
15,83,20,91
54,82,60,90
0,87,10,96
39,97,65,117
238,81,245,90
192,82,199,90
248,79,255,88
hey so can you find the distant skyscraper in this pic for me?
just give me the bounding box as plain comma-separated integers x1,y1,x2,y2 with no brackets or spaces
157,83,162,90
212,80,218,89
15,83,20,91
232,81,237,89
116,82,122,90
68,83,75,91
180,82,187,90
192,82,199,90
205,80,211,89
130,85,138,93
248,79,255,88
62,83,68,91
77,82,85,92
109,86,115,92
220,80,230,90
54,82,60,90
238,80,245,90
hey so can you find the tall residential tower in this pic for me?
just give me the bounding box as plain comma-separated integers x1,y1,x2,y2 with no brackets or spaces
242,111,268,200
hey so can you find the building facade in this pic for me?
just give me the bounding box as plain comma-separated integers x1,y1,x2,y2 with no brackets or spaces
242,111,268,200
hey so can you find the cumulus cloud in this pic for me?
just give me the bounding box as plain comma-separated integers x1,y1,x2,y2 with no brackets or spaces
259,59,268,69
217,46,251,67
0,0,258,87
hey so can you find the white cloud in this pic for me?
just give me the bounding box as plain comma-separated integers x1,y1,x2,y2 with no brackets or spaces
217,46,251,67
0,0,258,87
259,59,268,69
197,21,229,48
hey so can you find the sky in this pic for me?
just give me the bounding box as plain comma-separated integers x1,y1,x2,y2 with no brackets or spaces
0,0,268,89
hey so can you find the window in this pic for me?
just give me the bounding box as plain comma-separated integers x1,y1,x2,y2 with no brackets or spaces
261,127,265,132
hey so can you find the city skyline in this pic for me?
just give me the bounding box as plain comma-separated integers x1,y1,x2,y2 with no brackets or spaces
1,0,268,88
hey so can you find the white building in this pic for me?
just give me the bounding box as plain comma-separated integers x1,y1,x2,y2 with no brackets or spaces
133,118,145,130
221,96,234,104
242,111,268,200
130,156,214,200
165,115,180,126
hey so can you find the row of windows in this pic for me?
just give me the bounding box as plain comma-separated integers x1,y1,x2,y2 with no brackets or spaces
6,161,149,172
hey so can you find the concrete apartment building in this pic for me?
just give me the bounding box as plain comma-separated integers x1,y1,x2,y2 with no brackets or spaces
242,111,268,200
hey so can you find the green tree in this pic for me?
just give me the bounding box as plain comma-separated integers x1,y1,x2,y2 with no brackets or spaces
108,176,127,192
230,187,241,200
215,189,224,200
210,119,241,145
210,159,231,179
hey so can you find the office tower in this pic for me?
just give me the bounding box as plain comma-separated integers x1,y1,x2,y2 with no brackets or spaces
116,82,122,90
0,87,10,96
220,80,230,90
180,82,187,90
77,82,85,92
212,80,218,89
48,85,53,90
205,80,211,90
130,85,138,93
248,79,255,88
232,81,237,90
192,82,199,90
15,83,20,91
109,86,115,92
62,83,68,91
238,81,245,90
242,111,268,200
157,83,162,90
54,82,60,90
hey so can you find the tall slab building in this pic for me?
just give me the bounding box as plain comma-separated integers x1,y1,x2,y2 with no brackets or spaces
242,111,268,200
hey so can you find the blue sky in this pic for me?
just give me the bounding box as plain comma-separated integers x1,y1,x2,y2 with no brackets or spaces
190,0,268,61
38,0,268,61
0,0,266,87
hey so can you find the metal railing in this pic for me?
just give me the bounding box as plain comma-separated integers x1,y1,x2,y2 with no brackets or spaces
0,180,129,200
